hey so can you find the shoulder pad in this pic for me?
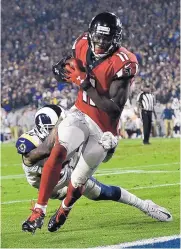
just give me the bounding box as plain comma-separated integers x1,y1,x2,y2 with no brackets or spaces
16,130,41,154
111,48,138,80
72,33,88,49
72,33,88,58
111,47,138,74
114,62,139,80
115,47,138,63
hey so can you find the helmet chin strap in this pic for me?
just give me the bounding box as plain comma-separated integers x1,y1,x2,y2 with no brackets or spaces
93,51,108,59
92,42,114,60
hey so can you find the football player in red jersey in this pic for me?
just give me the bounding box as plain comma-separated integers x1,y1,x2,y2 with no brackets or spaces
22,12,171,234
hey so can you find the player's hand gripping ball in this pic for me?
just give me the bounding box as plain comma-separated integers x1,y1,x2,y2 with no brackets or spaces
64,58,87,86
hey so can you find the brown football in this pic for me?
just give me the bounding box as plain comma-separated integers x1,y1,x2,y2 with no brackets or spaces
65,57,85,72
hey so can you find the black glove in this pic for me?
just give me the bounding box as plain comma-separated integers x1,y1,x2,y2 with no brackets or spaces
52,55,72,82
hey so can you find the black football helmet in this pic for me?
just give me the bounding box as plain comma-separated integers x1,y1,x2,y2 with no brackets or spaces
88,12,122,59
34,105,64,140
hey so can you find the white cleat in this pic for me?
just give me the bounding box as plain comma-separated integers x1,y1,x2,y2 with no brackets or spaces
142,200,173,222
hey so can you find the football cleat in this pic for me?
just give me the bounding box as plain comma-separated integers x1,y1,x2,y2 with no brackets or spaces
142,200,173,222
22,208,45,234
48,206,70,232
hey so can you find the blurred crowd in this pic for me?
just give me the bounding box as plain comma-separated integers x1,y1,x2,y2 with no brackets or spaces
2,0,180,110
1,0,180,141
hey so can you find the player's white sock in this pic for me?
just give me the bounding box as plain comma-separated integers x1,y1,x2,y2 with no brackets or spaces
62,199,73,210
118,188,146,210
34,203,47,214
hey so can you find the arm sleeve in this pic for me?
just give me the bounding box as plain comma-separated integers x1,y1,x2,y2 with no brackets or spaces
16,136,37,154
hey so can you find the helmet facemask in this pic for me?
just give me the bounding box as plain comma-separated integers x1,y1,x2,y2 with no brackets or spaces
89,31,114,59
34,114,54,140
88,12,122,59
34,105,63,141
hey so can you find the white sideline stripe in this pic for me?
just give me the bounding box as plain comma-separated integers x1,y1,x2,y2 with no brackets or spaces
1,183,180,204
1,170,179,180
97,162,179,172
1,199,37,204
1,174,25,179
1,161,179,168
128,183,180,190
96,170,178,176
90,235,181,249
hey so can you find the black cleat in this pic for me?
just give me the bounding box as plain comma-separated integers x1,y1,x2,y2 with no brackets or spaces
48,206,70,232
143,141,151,145
22,208,45,234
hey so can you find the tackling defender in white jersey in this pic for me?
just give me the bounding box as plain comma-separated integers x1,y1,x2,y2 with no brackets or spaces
16,105,172,233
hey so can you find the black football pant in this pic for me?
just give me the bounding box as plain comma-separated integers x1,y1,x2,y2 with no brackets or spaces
141,110,152,143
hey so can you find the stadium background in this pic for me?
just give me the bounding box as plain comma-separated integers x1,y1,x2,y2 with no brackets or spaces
1,0,180,248
1,0,180,141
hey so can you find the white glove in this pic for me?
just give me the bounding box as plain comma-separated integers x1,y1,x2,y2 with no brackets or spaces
99,132,118,150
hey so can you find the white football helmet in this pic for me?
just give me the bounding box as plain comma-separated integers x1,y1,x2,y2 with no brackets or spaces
34,105,64,140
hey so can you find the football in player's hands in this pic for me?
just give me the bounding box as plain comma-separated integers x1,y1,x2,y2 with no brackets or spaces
65,58,85,72
52,55,72,81
64,58,87,86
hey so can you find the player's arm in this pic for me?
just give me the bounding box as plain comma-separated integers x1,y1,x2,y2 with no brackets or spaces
52,58,121,120
15,133,45,167
23,130,55,166
153,108,157,120
136,97,142,119
83,59,138,118
112,61,139,108
109,77,132,112
80,79,121,120
16,134,44,186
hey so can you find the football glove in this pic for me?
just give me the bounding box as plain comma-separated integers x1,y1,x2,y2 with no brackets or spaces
52,55,72,82
99,131,118,150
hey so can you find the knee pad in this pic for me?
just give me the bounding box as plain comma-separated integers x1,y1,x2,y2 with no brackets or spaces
71,175,87,188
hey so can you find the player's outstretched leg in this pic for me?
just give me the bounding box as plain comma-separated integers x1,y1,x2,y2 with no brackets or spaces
48,200,71,232
22,142,67,233
84,180,172,222
140,200,172,222
22,206,45,234
48,181,83,232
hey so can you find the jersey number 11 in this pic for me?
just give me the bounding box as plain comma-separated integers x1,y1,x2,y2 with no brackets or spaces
82,78,96,107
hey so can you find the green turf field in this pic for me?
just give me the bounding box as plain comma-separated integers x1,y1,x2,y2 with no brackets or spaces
1,138,180,248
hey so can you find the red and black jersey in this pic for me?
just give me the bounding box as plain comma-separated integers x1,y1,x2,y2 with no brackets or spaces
73,33,138,135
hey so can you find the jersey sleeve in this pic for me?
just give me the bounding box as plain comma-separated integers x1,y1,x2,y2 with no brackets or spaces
114,61,139,80
112,49,139,80
16,133,39,154
72,33,88,59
